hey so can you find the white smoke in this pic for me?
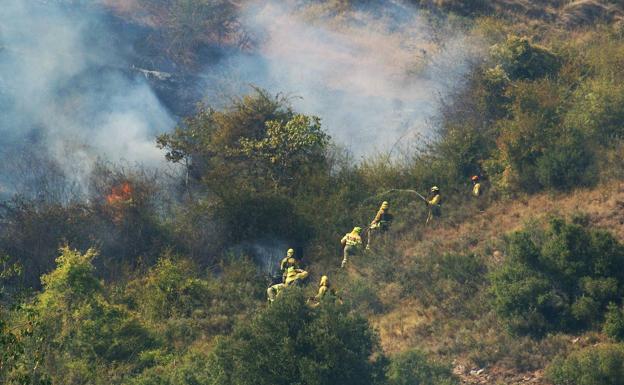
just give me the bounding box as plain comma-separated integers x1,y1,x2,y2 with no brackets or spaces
0,0,484,200
203,0,484,158
0,0,174,198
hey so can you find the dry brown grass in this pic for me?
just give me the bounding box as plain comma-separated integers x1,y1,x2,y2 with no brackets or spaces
401,181,624,265
369,182,624,384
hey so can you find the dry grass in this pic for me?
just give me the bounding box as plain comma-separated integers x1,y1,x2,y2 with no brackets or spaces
368,182,624,384
401,181,624,265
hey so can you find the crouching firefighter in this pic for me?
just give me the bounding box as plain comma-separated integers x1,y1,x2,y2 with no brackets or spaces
308,275,341,307
341,227,363,268
267,266,309,303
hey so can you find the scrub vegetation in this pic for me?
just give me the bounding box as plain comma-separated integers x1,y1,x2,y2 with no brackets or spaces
2,0,624,384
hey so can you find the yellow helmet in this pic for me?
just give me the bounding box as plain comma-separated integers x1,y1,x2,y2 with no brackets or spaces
352,227,362,234
287,248,295,256
320,275,328,286
431,186,440,192
381,201,389,209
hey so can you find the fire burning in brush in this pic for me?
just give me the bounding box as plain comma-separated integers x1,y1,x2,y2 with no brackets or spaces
106,182,134,223
106,182,134,206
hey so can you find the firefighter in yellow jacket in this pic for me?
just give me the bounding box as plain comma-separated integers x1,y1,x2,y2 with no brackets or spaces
316,275,334,300
367,201,393,250
267,266,309,302
341,227,363,268
471,175,481,197
284,266,309,286
280,248,298,282
426,186,441,224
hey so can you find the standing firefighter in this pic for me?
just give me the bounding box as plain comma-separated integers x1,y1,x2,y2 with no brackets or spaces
426,186,441,224
367,201,393,250
280,248,298,282
341,227,363,268
471,175,481,197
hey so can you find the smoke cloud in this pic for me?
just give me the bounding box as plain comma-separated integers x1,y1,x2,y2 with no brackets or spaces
0,0,174,199
0,0,484,199
203,0,484,157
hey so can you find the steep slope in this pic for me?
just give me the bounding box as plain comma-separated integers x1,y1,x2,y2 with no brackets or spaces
360,181,624,384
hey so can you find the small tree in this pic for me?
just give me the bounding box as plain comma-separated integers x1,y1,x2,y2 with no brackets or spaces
19,248,158,384
204,288,384,385
239,114,330,191
491,218,624,336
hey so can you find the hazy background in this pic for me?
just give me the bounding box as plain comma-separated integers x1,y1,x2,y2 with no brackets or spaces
0,0,482,198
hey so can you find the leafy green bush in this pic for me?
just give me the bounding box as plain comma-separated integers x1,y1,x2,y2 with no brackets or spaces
204,288,384,385
535,128,594,190
491,218,624,336
127,255,264,342
490,35,561,81
546,344,624,385
19,248,159,384
604,303,624,342
387,349,458,385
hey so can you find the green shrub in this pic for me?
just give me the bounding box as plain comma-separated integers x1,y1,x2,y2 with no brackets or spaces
490,35,561,81
20,248,159,384
204,288,384,385
565,80,624,146
546,344,624,385
604,303,624,342
535,128,594,190
127,255,264,341
491,218,624,336
342,276,385,315
387,349,458,385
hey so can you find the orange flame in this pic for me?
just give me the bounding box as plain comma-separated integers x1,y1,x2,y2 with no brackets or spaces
106,182,133,205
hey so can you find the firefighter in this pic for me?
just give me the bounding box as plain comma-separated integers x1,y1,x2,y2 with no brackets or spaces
267,283,286,303
280,248,298,282
367,201,393,250
426,186,441,224
315,275,333,300
284,266,309,286
341,227,363,268
471,175,481,197
308,275,341,307
267,266,309,303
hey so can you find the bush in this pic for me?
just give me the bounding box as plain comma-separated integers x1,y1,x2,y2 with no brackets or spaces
490,36,561,81
546,344,624,385
126,255,264,342
491,218,624,336
204,288,384,385
535,128,594,190
19,248,159,384
387,350,458,385
604,303,624,342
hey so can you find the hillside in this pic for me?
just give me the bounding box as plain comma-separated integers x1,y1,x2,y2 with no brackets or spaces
2,0,624,384
366,181,624,384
